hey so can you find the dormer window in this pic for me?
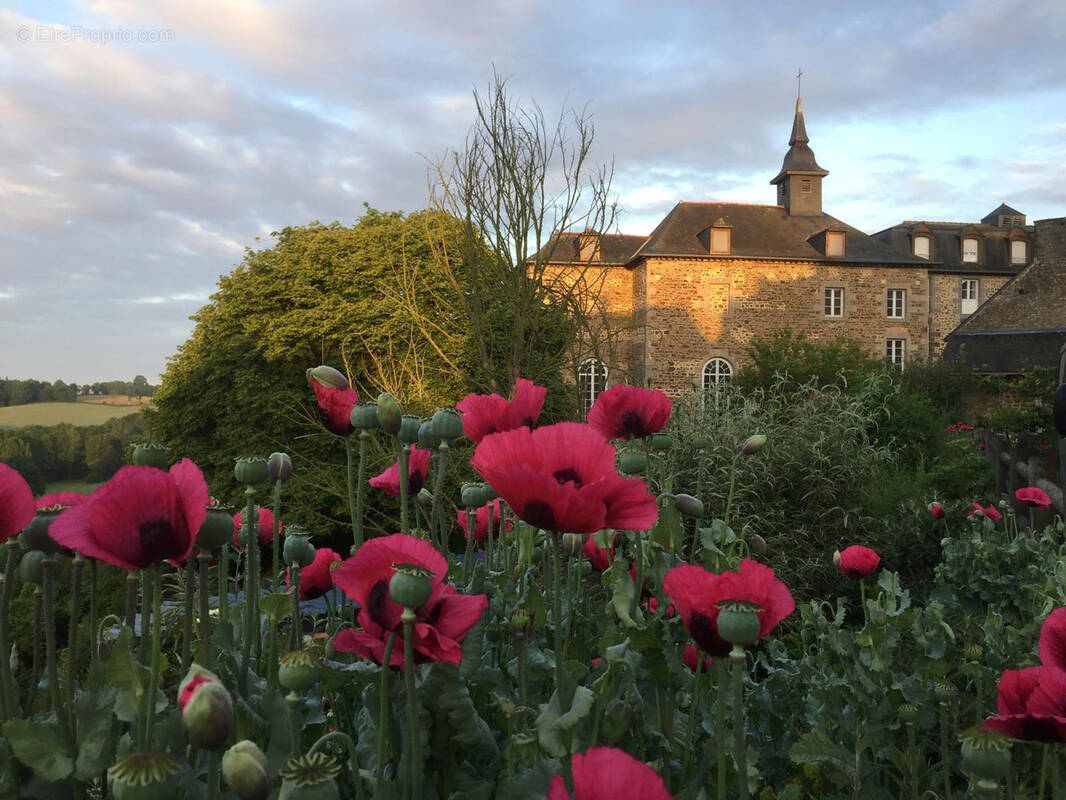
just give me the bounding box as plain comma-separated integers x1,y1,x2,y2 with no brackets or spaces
578,229,600,261
962,237,979,263
1011,239,1027,264
709,220,732,254
913,236,931,259
826,230,845,258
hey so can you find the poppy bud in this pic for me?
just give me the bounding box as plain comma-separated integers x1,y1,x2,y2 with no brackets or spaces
431,406,463,443
306,365,347,390
388,563,433,608
268,452,293,483
417,420,441,451
223,740,271,800
816,614,829,631
283,530,315,568
278,651,321,692
674,493,704,518
715,600,763,646
619,452,648,475
178,665,234,751
832,550,841,568
398,415,421,445
417,488,433,507
602,698,633,746
234,455,270,485
650,433,672,452
18,550,45,584
749,534,767,556
376,393,403,436
278,752,341,800
131,442,169,469
350,402,380,431
108,752,181,800
691,435,711,450
741,434,767,455
198,506,236,550
560,533,586,557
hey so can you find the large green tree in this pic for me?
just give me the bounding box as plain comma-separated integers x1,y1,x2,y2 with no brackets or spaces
146,208,478,531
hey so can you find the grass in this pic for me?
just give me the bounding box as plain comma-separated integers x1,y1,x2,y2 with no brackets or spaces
0,402,147,428
44,479,100,495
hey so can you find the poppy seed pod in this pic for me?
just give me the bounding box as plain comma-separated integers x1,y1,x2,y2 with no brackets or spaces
674,493,704,518
178,665,234,751
376,393,403,436
283,529,315,568
417,420,441,451
18,550,45,584
397,415,421,445
108,752,181,800
431,406,463,442
222,740,271,800
278,651,321,692
306,365,347,390
898,703,919,723
20,510,66,555
691,435,712,450
197,506,236,550
960,728,1011,781
350,402,379,431
234,455,270,485
268,452,293,483
389,563,433,608
741,434,767,455
560,533,586,557
715,600,763,646
650,433,672,452
461,483,482,508
131,442,169,469
619,451,648,475
278,753,342,800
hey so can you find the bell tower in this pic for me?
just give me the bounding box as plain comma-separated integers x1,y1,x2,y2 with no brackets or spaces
770,97,829,216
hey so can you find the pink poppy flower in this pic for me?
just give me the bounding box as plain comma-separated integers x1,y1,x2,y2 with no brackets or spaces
587,384,671,440
928,503,946,520
1016,487,1052,508
0,464,35,543
456,377,547,444
287,547,342,600
970,502,1003,522
49,459,208,570
456,498,512,542
369,446,432,498
36,492,88,510
836,545,881,579
547,747,673,800
307,365,359,436
232,506,281,548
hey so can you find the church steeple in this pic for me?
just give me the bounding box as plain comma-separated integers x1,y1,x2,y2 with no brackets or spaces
770,98,829,216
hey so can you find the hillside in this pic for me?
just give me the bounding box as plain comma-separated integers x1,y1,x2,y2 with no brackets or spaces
0,402,147,428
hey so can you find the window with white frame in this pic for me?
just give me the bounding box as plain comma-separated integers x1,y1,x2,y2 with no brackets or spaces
886,288,906,319
913,236,931,259
824,287,844,317
962,237,978,263
1011,240,1027,264
961,279,979,315
701,358,732,392
886,338,905,369
578,359,607,417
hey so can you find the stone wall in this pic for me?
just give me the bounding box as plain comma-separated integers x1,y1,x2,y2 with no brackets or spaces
929,273,1010,357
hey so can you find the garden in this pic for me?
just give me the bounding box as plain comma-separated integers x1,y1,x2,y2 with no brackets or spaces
0,353,1064,800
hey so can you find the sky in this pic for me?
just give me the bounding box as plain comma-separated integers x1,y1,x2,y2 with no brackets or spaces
1,0,1064,385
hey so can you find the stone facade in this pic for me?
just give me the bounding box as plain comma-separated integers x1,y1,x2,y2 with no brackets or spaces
928,273,1010,357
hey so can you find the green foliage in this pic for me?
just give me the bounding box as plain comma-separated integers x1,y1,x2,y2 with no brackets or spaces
732,328,882,394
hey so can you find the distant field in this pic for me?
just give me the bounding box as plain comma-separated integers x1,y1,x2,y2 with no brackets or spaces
77,396,150,407
44,479,100,495
0,402,147,428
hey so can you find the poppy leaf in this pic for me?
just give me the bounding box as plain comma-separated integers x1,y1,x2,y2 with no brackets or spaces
789,726,856,783
259,592,293,622
535,686,595,757
2,719,74,782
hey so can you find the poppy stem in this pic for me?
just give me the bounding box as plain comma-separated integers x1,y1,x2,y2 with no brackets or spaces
308,731,364,800
272,478,283,592
486,501,495,571
730,645,749,800
89,558,98,665
182,555,195,672
552,533,573,712
0,540,19,721
723,452,742,535
205,751,220,800
219,547,230,626
291,565,302,651
67,553,85,707
860,581,868,629
142,562,163,750
402,608,420,800
430,443,449,552
463,505,477,585
715,659,727,800
631,528,644,621
123,570,138,630
240,486,257,695
398,443,411,536
680,654,705,789
139,568,151,662
376,632,398,790
43,555,71,745
26,587,42,714
198,552,213,669
355,430,370,552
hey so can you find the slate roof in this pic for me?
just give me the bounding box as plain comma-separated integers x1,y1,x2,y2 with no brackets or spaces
630,202,926,265
536,232,646,265
981,203,1025,226
771,98,828,184
869,221,1030,273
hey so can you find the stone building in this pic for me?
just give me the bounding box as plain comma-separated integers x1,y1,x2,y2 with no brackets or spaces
540,99,1035,406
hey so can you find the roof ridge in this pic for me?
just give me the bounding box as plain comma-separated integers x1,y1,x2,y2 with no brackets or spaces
677,201,782,209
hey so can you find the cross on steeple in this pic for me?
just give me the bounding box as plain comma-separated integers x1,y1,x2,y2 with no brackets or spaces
795,68,803,99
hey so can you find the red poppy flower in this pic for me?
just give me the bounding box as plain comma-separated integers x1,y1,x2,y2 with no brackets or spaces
287,547,341,600
587,384,672,440
946,422,974,433
49,459,208,570
1016,487,1052,508
836,545,881,579
547,747,673,800
1039,607,1066,670
583,532,616,571
928,503,946,520
36,492,88,510
643,596,676,617
456,377,547,443
0,464,35,543
471,422,657,534
232,506,281,548
457,498,512,542
970,502,1003,522
308,365,359,436
683,645,712,673
983,666,1066,742
369,446,432,498
331,533,488,668
662,559,795,658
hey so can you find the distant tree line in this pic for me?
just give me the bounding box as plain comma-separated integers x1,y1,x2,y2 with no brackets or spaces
0,376,155,406
0,414,146,494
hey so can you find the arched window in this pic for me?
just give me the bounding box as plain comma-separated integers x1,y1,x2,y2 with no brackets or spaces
578,359,607,417
701,358,733,392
